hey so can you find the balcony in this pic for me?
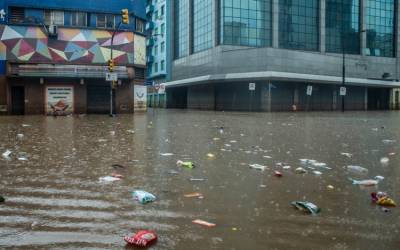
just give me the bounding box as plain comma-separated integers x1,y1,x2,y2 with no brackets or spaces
145,21,155,31
146,5,154,15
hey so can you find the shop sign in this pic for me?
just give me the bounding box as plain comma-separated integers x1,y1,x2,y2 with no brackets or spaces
46,86,74,115
134,85,147,111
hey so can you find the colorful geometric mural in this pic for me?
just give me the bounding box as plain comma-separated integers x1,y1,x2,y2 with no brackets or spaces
0,25,145,66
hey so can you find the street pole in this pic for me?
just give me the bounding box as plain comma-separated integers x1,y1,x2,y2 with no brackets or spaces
341,0,345,113
109,21,122,117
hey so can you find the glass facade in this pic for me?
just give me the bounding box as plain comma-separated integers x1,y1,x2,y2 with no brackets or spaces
279,0,319,51
365,0,395,57
221,0,272,47
326,0,360,54
193,0,213,53
174,0,189,58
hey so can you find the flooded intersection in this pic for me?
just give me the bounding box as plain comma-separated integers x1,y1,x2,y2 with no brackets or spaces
0,110,399,249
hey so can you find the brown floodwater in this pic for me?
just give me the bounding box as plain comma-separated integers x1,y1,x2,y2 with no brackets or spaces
0,110,399,249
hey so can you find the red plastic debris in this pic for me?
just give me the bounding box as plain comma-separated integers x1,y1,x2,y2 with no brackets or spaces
124,230,157,247
274,170,282,177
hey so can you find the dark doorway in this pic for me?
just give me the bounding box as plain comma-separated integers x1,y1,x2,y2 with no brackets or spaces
368,88,390,110
11,86,25,115
395,91,399,110
166,86,187,109
87,85,112,114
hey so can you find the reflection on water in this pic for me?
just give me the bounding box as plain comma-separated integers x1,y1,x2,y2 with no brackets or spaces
0,110,399,249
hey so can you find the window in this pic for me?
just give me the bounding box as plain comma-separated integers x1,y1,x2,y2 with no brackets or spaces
279,0,319,51
96,14,115,28
326,0,360,54
154,10,158,21
221,0,272,47
136,19,145,33
161,41,165,53
71,12,87,27
161,23,165,34
161,5,165,16
193,0,213,52
154,45,158,56
9,7,25,24
365,0,395,57
154,27,159,35
154,62,158,73
44,10,64,25
161,60,165,71
174,0,189,58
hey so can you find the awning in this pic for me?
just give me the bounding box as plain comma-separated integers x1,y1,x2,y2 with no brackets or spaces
165,71,400,88
7,63,130,79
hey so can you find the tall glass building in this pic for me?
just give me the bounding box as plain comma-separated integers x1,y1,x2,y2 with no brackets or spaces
163,0,400,111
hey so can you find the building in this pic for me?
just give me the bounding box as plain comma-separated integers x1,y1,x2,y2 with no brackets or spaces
145,0,171,108
165,0,400,111
0,0,147,115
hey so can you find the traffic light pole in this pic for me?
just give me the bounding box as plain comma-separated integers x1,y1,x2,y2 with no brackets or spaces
109,21,122,117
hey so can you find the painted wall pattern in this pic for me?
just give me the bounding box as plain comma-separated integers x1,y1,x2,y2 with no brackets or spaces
0,25,145,66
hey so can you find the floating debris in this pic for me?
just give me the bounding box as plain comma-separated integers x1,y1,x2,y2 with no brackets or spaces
295,167,307,174
291,201,320,215
160,153,174,156
327,185,335,190
340,152,352,158
249,164,267,171
192,219,216,227
124,230,157,247
346,165,368,174
380,157,389,165
184,192,203,198
132,190,156,204
2,150,12,159
99,176,121,182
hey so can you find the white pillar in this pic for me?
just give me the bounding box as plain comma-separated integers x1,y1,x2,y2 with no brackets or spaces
320,0,326,53
272,0,279,48
360,0,367,55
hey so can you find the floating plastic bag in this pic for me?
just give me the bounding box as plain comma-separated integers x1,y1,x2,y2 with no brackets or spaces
291,201,320,215
133,190,156,204
124,230,157,247
192,219,216,227
249,164,267,171
295,167,307,174
346,165,368,174
177,160,194,169
350,178,379,186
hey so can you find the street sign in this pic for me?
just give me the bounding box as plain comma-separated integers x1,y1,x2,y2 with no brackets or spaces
340,86,347,96
249,82,256,91
306,85,313,96
105,72,118,81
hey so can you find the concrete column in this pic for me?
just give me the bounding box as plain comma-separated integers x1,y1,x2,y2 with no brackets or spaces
319,0,326,53
360,0,367,55
213,0,220,46
272,0,279,48
333,89,337,110
188,0,194,55
166,0,174,81
396,0,400,79
364,87,368,110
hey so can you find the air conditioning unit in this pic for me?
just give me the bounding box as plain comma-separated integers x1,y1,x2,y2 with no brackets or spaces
48,25,58,37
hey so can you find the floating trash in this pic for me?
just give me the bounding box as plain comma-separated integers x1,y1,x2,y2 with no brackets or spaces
160,153,174,156
124,230,157,247
249,164,267,171
340,152,352,158
295,167,307,174
274,170,282,177
184,192,203,198
374,175,385,181
17,134,24,139
263,155,272,159
312,171,322,175
192,219,216,227
177,160,195,169
327,185,335,190
99,176,121,182
2,150,11,159
380,157,389,165
382,139,396,144
282,165,291,169
349,178,380,186
132,190,156,204
371,192,396,207
126,130,135,134
189,178,207,182
207,153,215,158
346,165,368,174
291,201,320,215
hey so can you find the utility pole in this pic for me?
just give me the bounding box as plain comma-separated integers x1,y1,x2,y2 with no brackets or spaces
341,0,345,112
108,8,130,117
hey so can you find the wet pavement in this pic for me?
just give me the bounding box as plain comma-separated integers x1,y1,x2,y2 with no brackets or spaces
0,109,399,249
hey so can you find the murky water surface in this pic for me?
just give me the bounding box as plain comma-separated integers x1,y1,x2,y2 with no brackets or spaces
0,110,399,249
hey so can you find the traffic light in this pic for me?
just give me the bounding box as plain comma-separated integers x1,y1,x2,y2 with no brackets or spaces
108,59,114,72
122,9,129,24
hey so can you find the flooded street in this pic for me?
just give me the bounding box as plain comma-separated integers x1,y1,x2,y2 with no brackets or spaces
0,110,400,249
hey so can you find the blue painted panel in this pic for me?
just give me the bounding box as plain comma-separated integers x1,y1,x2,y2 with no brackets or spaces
0,61,5,75
5,0,146,19
25,8,43,21
89,14,96,27
64,12,71,26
